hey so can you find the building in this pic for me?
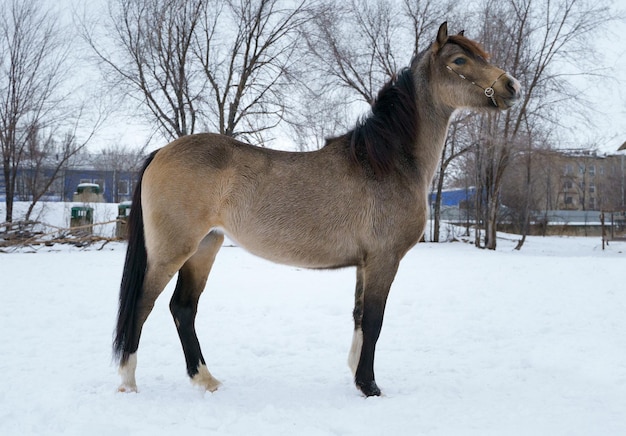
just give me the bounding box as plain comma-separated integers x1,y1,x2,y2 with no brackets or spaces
0,153,141,204
551,149,625,211
504,147,626,214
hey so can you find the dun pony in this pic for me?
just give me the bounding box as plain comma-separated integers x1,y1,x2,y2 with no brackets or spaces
114,22,521,397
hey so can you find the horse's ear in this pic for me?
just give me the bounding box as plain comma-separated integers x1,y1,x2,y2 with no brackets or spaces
433,22,448,54
458,30,465,36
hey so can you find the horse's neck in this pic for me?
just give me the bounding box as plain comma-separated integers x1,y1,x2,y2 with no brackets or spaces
413,102,452,187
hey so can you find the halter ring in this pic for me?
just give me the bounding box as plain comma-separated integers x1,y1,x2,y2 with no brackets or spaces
484,88,495,98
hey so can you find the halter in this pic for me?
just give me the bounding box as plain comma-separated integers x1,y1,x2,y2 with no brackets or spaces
446,65,507,108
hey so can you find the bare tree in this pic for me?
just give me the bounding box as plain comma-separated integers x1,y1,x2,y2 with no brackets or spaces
19,123,97,220
306,0,410,106
195,0,311,141
287,83,355,151
470,0,611,249
430,116,476,242
402,0,459,56
0,0,72,223
94,143,146,203
86,0,310,144
83,0,205,141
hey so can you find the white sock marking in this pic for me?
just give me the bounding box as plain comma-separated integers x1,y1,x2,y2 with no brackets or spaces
191,364,221,392
348,328,363,376
118,353,138,393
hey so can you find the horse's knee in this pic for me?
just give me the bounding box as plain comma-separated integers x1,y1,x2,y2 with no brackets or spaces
169,299,194,329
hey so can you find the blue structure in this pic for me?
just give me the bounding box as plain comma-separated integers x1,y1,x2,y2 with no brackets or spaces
61,169,137,203
429,187,476,207
0,167,138,203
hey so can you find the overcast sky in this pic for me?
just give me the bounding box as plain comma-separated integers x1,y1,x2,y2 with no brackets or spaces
572,5,626,153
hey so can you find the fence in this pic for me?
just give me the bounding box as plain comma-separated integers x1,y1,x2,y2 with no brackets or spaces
600,211,626,250
436,208,614,238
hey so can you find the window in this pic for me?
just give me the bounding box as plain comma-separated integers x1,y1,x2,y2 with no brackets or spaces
117,180,129,196
589,182,595,193
94,179,105,193
564,164,574,175
565,196,573,205
589,165,595,177
563,180,573,190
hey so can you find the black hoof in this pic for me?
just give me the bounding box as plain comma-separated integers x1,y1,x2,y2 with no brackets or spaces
356,379,381,397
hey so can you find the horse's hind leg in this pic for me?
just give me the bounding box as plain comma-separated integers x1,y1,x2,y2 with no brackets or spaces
118,260,185,392
169,231,224,392
349,257,400,397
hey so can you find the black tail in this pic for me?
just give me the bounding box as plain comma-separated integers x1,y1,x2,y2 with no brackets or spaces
113,150,159,365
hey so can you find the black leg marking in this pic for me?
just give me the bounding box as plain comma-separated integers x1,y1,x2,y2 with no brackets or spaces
352,258,399,397
169,232,223,389
355,296,386,396
170,270,206,379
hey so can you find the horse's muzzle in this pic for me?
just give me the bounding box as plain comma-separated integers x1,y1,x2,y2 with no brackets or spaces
500,74,522,108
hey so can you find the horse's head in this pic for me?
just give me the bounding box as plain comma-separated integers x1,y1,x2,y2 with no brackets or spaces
422,22,521,111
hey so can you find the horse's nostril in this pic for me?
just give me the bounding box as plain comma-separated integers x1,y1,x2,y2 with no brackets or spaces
506,77,520,96
506,79,516,93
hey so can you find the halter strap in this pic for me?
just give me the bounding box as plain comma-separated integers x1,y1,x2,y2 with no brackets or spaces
446,65,507,107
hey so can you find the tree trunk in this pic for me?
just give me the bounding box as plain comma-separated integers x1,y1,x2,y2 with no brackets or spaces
515,147,533,250
4,194,13,223
432,168,446,242
3,164,15,223
485,195,498,250
474,182,483,248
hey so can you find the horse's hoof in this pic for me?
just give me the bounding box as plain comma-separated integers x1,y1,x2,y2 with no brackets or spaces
191,364,221,392
118,383,138,393
356,380,381,397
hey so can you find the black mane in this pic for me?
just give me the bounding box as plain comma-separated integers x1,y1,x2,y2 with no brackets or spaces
347,68,418,178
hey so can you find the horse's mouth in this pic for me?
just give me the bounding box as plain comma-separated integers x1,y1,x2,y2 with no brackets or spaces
498,95,521,109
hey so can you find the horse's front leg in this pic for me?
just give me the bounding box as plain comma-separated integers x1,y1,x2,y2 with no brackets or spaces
349,258,399,396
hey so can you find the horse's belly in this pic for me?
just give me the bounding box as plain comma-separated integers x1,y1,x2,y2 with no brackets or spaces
219,227,360,269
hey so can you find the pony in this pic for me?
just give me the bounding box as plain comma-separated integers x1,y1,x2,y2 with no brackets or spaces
114,22,521,397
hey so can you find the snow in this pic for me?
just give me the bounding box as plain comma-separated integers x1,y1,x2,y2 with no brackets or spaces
1,202,625,435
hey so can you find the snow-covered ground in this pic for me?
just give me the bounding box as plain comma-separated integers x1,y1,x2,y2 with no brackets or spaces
1,202,625,435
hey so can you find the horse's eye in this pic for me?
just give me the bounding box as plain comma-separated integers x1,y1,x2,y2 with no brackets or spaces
453,57,466,66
